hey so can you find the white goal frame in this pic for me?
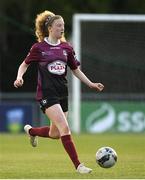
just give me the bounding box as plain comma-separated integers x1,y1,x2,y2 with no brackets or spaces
72,14,145,133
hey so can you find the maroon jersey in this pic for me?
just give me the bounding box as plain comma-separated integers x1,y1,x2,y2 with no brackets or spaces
24,38,80,100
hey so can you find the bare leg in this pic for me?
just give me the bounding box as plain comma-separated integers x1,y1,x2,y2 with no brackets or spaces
45,104,70,136
24,104,92,173
45,104,80,168
26,110,68,139
49,122,60,139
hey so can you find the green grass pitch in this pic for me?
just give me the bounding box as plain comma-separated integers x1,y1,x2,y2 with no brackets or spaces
0,133,145,179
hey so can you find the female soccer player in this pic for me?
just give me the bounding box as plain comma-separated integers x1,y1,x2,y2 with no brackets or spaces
14,10,104,174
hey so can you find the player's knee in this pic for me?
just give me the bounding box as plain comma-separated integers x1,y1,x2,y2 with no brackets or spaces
61,125,70,135
49,131,60,139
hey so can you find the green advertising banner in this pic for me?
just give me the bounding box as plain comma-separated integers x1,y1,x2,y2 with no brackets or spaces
81,101,145,133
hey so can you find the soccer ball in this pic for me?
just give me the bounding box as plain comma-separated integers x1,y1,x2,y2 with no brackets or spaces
96,147,117,168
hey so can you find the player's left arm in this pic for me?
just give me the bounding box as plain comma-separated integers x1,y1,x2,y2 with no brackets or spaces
72,67,104,92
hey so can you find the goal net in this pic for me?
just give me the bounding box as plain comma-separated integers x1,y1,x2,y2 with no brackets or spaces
71,14,145,133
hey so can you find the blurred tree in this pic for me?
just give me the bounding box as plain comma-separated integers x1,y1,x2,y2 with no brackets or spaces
110,0,145,14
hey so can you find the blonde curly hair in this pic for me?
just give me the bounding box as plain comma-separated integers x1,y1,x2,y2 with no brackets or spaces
35,10,66,42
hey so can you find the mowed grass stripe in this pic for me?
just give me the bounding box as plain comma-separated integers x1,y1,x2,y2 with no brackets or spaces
0,133,145,178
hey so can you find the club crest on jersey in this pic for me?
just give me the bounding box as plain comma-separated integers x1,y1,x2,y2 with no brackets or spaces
63,50,67,56
48,60,66,75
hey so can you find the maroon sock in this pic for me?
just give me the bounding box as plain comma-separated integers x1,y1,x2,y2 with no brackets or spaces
61,135,80,169
29,126,50,138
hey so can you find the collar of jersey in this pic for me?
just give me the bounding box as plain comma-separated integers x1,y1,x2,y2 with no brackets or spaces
44,37,61,46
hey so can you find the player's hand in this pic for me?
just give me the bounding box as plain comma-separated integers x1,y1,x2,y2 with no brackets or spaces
90,82,104,92
14,78,24,88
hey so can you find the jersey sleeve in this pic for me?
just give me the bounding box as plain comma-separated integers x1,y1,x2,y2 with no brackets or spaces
67,46,80,70
24,43,41,64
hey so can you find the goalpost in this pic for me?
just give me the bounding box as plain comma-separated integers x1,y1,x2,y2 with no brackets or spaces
72,14,145,133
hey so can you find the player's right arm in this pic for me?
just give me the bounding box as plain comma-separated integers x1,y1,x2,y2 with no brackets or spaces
14,61,29,88
14,43,40,88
